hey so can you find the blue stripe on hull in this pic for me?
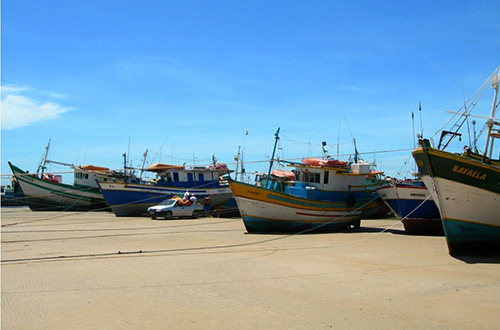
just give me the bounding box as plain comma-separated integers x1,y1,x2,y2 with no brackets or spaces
101,189,177,206
442,219,500,254
384,199,440,220
241,216,357,233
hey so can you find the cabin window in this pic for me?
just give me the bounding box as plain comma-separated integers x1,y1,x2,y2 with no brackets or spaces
199,173,205,181
304,172,320,183
85,174,89,179
187,173,193,182
173,172,179,181
323,171,329,184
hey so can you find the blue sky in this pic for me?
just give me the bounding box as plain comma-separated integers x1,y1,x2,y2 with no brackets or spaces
1,0,499,185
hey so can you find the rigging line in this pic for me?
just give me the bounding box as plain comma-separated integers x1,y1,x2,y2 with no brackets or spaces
2,224,238,244
399,194,432,221
2,146,414,178
429,70,493,141
2,219,236,234
1,185,229,227
1,192,106,228
287,193,382,235
2,195,398,264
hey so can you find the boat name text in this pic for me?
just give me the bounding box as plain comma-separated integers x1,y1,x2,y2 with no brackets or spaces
452,165,487,181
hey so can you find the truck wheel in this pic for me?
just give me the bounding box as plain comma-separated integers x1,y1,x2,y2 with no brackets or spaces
192,210,201,219
165,211,173,220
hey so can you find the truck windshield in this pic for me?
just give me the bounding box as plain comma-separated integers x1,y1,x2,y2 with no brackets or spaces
159,199,177,206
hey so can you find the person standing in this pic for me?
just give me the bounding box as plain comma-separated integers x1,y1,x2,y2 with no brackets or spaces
203,195,212,214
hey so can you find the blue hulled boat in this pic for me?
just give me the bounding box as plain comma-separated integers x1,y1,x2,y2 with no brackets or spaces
376,179,442,235
97,162,233,217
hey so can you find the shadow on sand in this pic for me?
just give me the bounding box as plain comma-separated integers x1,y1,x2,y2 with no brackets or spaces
449,242,500,264
452,253,500,264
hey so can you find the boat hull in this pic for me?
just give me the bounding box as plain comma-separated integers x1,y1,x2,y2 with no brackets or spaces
98,182,233,217
8,162,109,211
376,183,443,235
412,146,500,254
229,179,379,233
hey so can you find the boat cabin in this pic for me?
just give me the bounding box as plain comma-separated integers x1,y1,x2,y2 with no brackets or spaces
148,163,231,188
285,159,373,197
74,165,127,188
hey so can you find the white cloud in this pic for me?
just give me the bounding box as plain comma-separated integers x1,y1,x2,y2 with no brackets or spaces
1,85,31,93
1,91,70,130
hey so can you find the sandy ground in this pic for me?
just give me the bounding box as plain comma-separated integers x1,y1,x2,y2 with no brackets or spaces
1,207,499,330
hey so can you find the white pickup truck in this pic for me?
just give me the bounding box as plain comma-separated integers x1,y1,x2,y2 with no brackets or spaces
147,198,204,219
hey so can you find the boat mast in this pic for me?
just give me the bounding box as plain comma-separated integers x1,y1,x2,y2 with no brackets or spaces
266,127,280,189
240,149,246,181
36,139,51,174
241,131,248,181
140,149,148,179
482,69,500,162
123,153,127,180
234,146,240,180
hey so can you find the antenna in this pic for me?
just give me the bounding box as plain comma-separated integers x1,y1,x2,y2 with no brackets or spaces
419,102,423,137
242,131,248,181
341,112,359,160
150,136,169,164
412,110,416,148
337,119,340,159
127,136,131,168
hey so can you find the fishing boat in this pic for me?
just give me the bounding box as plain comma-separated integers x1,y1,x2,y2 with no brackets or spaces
229,128,382,233
97,159,233,217
8,162,126,212
412,66,500,254
375,178,442,235
1,177,26,206
7,141,132,211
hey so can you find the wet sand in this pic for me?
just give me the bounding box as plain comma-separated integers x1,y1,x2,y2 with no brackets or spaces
2,207,499,329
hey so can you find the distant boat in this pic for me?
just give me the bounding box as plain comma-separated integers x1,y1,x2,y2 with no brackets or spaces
97,161,233,217
8,162,122,211
376,179,442,235
1,176,26,206
412,66,500,254
229,128,382,233
7,140,130,211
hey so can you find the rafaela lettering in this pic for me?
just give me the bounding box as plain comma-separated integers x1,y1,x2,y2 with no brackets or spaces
452,165,487,180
